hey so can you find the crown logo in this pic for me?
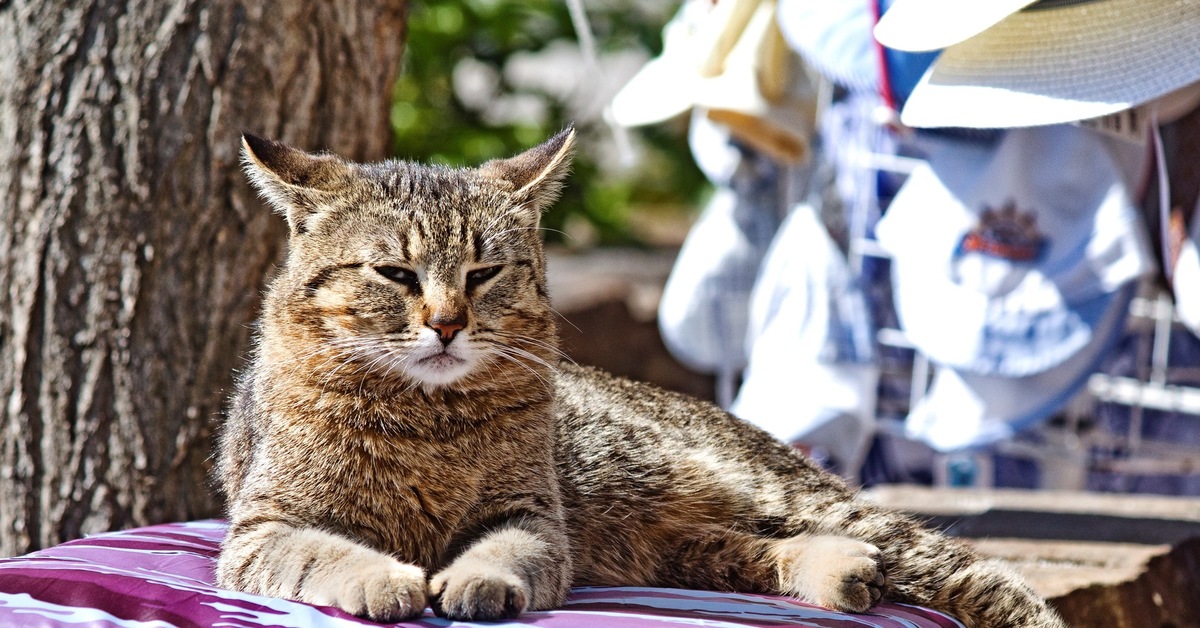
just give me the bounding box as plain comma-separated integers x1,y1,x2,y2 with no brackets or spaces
956,200,1046,263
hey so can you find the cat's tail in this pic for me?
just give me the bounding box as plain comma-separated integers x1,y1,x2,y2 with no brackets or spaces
890,527,1065,628
826,502,1067,628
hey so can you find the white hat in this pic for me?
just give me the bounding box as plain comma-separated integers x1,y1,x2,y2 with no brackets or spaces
775,0,878,93
658,187,769,375
906,283,1135,452
876,0,1200,128
877,124,1154,450
874,0,1036,52
1171,202,1200,337
657,116,792,375
876,124,1153,378
1156,106,1200,339
610,0,815,163
731,203,878,471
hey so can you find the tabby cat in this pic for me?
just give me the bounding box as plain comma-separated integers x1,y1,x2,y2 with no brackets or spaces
215,128,1066,627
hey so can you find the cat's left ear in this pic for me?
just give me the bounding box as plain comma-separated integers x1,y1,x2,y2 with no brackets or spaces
479,125,576,218
241,134,353,235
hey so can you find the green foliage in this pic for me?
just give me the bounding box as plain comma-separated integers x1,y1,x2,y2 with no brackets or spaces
393,0,708,245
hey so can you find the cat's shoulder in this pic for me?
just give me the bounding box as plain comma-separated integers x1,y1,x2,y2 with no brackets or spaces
552,362,749,435
553,362,701,410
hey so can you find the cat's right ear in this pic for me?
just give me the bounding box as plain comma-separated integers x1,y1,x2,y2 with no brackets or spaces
241,134,351,235
478,126,576,221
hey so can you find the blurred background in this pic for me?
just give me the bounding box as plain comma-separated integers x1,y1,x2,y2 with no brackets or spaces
3,0,1200,623
393,0,702,248
392,0,724,401
392,0,1200,500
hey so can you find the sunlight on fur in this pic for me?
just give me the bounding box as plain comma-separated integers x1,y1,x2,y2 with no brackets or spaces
214,129,1066,627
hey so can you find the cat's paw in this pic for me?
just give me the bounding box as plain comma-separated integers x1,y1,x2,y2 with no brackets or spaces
303,556,427,622
429,561,530,621
772,534,886,613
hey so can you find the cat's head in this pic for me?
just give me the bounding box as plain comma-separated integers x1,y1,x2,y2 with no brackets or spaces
241,128,574,391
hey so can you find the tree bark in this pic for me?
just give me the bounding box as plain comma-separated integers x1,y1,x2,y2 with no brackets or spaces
0,0,407,556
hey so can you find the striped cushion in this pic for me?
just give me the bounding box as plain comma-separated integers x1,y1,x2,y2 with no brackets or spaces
0,520,962,627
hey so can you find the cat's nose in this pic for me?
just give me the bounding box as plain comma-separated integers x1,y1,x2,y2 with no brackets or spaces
427,313,466,346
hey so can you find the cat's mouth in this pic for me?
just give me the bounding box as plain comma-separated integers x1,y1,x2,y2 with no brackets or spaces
417,351,465,369
405,346,476,387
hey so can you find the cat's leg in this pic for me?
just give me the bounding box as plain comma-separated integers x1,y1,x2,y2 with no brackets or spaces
216,520,427,622
654,527,885,612
767,534,886,612
429,516,571,621
798,501,1068,628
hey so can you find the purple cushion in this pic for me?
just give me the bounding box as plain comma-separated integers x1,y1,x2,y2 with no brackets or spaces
0,520,963,627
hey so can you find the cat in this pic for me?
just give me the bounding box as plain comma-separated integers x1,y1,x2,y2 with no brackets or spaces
215,128,1067,628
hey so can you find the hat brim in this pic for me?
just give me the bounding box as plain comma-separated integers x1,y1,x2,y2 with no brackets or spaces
906,283,1135,452
609,55,697,127
900,0,1200,128
612,47,812,163
873,0,1035,52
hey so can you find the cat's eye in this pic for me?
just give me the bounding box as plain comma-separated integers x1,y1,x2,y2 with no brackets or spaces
466,265,503,289
374,265,419,289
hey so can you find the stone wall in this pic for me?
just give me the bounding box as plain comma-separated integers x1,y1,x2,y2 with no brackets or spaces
867,486,1200,627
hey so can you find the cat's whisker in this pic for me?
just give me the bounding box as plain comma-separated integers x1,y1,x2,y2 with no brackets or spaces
350,345,412,395
282,335,385,362
472,355,519,394
306,337,408,391
490,331,576,365
503,359,553,391
503,346,560,374
483,341,560,376
487,354,522,391
548,306,584,335
483,225,571,245
271,338,358,369
478,211,511,247
401,379,424,395
302,339,376,375
383,349,412,376
380,350,423,392
487,347,552,389
317,354,366,391
284,348,365,386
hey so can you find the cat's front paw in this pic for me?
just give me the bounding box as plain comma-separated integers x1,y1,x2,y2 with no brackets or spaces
304,557,427,622
772,534,886,613
429,562,530,621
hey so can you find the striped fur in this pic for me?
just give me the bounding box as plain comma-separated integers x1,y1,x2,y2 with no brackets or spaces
215,131,1066,627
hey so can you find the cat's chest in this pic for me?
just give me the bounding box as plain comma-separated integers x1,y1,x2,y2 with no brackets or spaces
332,431,474,493
275,428,492,562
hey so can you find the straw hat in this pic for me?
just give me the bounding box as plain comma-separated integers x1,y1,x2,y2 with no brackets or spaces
873,0,1200,128
610,0,815,163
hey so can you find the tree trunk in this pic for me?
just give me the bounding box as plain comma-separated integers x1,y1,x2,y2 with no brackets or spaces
0,0,407,556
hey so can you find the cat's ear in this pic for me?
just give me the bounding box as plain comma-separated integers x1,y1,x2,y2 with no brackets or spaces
479,125,575,217
241,134,352,235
